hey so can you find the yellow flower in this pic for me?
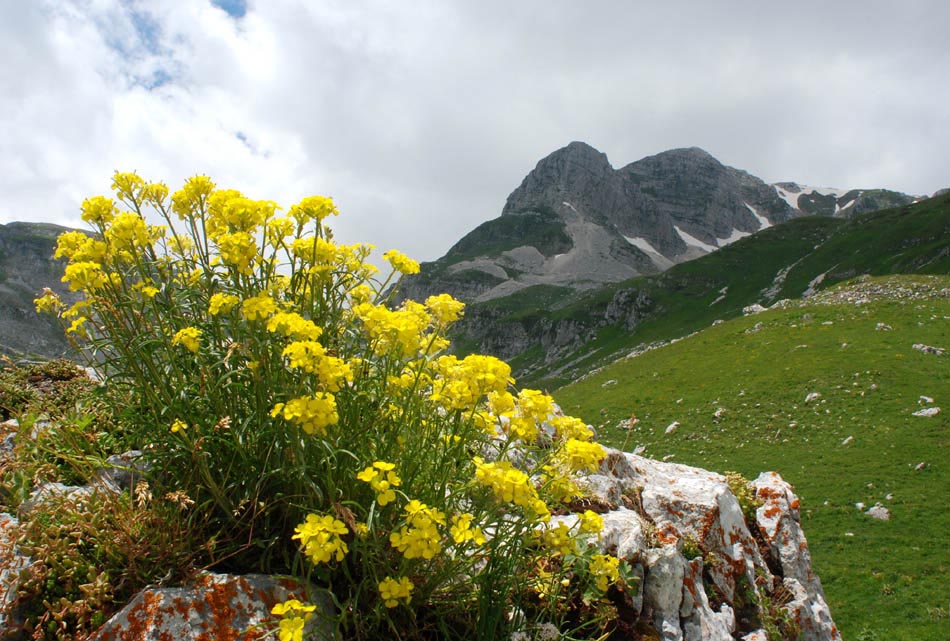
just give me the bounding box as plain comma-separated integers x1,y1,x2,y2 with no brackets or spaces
143,181,169,206
272,599,317,617
562,439,606,473
111,171,146,202
171,175,215,220
62,261,112,292
430,354,513,411
242,293,278,321
277,617,306,641
208,293,240,316
357,461,401,506
281,341,353,392
170,419,188,433
271,394,339,436
34,289,64,314
66,317,88,336
291,236,337,265
271,600,317,641
265,216,296,247
390,501,445,559
289,195,338,224
425,293,465,325
352,301,431,358
543,522,577,556
292,514,349,565
549,415,595,442
172,327,201,353
268,313,323,341
382,249,420,275
473,457,549,522
578,510,604,537
378,576,413,608
215,231,258,275
105,212,151,249
54,231,108,263
132,281,159,298
449,512,486,546
80,195,118,226
589,554,621,592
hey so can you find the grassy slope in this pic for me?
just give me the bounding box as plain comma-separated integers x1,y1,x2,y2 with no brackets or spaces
554,276,949,640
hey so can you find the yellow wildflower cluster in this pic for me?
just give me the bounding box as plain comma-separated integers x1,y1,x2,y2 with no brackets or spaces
382,249,420,275
378,576,413,608
561,439,606,473
352,301,431,357
267,312,323,341
357,461,401,506
62,261,115,292
389,500,445,559
292,514,349,565
430,355,513,411
578,510,604,536
473,457,549,522
80,195,118,225
449,512,486,546
216,231,258,274
39,171,626,637
171,327,201,353
105,211,150,250
424,293,465,325
543,522,576,556
242,293,278,321
208,293,240,316
281,341,353,392
289,195,338,223
291,236,338,266
589,554,621,593
271,394,339,436
271,599,317,641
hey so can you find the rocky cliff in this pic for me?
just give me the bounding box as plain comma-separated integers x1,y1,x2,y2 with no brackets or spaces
398,142,916,305
0,223,82,360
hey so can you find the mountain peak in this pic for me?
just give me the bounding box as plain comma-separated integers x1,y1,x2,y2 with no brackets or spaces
502,142,615,216
536,141,613,171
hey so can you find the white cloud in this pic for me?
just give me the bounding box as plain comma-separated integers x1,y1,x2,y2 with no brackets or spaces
2,0,949,260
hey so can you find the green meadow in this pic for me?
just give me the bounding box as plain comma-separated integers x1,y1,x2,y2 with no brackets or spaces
554,276,950,640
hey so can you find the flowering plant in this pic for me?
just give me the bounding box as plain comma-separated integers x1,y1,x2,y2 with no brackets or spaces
38,173,634,639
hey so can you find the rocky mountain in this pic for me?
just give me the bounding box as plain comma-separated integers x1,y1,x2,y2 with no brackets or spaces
398,142,916,304
0,222,82,360
444,192,950,387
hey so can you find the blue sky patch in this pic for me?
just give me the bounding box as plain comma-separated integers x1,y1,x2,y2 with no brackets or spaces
211,0,247,19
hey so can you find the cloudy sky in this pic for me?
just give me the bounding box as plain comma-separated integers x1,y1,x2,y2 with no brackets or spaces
2,0,948,262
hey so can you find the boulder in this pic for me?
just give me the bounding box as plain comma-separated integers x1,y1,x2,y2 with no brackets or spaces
89,573,334,641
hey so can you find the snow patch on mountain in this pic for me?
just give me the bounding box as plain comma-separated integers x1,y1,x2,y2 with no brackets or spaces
624,236,674,270
774,184,802,209
744,203,771,230
674,226,718,253
716,228,751,247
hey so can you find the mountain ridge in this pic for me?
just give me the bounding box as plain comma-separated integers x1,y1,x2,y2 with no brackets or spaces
398,142,917,305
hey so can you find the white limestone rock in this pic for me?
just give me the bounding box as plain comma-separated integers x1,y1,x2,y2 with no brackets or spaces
752,472,842,641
